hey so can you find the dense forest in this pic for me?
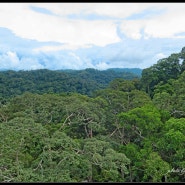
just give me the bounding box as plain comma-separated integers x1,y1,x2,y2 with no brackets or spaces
0,47,185,182
0,68,141,99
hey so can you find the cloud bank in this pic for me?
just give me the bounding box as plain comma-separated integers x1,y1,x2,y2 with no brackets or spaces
0,3,185,70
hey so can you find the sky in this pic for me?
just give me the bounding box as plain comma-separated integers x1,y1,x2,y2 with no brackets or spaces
0,2,185,71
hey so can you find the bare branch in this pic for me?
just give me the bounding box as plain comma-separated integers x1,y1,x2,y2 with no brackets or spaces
134,126,145,139
109,128,118,137
59,113,74,130
33,159,43,171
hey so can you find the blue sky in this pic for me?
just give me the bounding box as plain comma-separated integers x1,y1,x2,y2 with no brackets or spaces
0,3,185,70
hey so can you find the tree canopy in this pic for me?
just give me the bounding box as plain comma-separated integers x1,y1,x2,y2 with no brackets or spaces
0,47,185,182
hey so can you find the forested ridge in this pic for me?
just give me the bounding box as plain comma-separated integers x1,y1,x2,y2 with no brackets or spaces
0,68,141,99
0,48,185,182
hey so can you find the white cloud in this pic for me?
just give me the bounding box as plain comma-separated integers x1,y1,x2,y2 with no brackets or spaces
154,53,167,60
19,57,44,70
1,3,185,47
6,51,19,65
0,3,120,48
120,20,145,39
0,51,19,69
31,3,151,18
33,44,91,52
0,3,185,71
119,3,185,39
95,61,110,70
0,51,44,70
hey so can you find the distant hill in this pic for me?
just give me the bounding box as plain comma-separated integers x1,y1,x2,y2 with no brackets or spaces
60,68,142,77
106,68,142,77
0,68,141,98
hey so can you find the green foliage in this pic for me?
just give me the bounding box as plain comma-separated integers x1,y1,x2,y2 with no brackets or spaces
0,68,139,99
1,47,185,182
109,78,136,92
0,117,49,182
141,50,183,97
82,138,130,182
143,152,171,182
117,104,163,144
30,131,90,182
153,71,185,118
